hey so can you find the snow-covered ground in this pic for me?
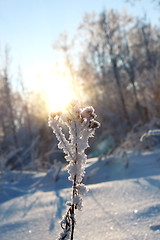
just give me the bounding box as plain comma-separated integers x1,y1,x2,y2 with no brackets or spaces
0,149,160,240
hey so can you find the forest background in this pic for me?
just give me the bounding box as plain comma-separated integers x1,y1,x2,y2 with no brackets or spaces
0,0,160,171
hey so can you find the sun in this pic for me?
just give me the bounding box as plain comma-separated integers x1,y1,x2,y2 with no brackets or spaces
33,62,76,112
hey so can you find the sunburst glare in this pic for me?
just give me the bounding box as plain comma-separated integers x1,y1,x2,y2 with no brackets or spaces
32,62,76,112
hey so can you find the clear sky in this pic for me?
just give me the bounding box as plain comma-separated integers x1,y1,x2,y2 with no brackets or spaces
0,0,159,97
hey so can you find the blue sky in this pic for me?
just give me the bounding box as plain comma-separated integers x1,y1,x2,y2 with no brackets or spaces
0,0,159,90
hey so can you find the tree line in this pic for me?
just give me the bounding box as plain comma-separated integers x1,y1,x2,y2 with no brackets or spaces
0,9,160,170
0,49,55,170
57,10,160,143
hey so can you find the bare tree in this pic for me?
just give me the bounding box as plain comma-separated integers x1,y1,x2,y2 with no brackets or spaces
0,48,18,149
77,10,132,127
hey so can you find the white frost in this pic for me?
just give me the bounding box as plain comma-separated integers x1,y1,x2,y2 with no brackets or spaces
48,100,100,239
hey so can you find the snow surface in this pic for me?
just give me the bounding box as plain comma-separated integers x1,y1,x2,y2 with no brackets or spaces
0,150,160,240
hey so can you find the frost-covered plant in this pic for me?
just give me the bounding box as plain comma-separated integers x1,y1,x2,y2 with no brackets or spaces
48,100,100,240
140,129,160,142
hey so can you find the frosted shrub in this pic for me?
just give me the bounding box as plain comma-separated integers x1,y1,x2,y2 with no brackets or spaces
48,100,100,240
140,129,160,142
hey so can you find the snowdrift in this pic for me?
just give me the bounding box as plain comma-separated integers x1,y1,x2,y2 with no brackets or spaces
0,149,160,240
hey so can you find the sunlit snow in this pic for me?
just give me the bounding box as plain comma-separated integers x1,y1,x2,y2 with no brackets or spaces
0,149,160,240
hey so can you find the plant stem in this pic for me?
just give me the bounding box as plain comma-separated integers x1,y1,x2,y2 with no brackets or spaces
71,175,76,240
71,119,78,240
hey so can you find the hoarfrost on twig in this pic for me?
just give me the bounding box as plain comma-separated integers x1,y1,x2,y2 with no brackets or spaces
140,129,160,142
48,100,100,240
